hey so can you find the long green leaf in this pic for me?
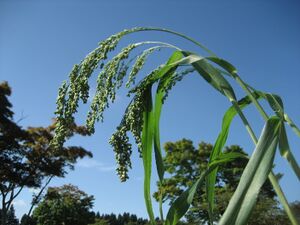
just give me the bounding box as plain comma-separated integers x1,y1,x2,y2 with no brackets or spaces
154,51,183,221
181,51,236,101
141,86,155,224
279,122,300,180
238,91,300,180
206,56,300,182
284,113,300,138
165,151,247,225
165,166,214,225
219,116,281,225
206,92,261,224
151,51,236,223
209,152,248,167
128,51,184,222
208,55,298,134
154,51,183,181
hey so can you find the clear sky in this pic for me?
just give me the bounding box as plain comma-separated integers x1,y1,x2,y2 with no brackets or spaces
1,0,300,220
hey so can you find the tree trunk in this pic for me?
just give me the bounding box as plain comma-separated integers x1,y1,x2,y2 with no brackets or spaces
1,207,7,225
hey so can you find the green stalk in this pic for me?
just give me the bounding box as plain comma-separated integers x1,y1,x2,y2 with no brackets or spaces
159,184,164,222
231,101,257,144
230,76,299,225
231,74,269,120
268,172,299,225
125,27,217,56
135,41,182,51
284,113,300,137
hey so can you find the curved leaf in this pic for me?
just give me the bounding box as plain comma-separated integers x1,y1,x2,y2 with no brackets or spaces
165,151,247,225
141,86,155,224
209,152,248,167
206,56,300,181
206,92,261,223
154,51,183,221
181,51,236,101
219,116,281,225
279,122,300,180
165,166,215,225
154,51,183,181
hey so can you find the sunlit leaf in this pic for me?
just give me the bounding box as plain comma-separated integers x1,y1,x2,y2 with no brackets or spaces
141,86,155,224
219,117,281,225
279,122,300,180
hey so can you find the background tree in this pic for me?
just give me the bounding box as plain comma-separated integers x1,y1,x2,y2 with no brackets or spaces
19,214,35,225
290,202,300,224
90,212,150,225
32,184,95,225
0,82,92,225
89,218,110,225
24,121,92,216
0,205,19,225
154,139,287,224
0,82,29,225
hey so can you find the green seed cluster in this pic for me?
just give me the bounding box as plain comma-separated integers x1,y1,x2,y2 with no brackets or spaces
110,70,157,181
51,27,182,182
126,47,158,88
52,29,136,149
52,81,69,149
86,44,137,134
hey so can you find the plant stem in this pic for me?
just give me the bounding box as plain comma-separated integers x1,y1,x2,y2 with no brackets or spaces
135,41,182,51
159,184,164,222
284,113,300,138
127,27,217,56
268,171,299,225
232,74,269,120
231,101,258,143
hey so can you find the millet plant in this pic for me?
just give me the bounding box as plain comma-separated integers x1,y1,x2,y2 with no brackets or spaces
51,27,300,225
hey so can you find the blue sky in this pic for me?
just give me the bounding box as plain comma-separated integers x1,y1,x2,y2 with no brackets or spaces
1,0,300,219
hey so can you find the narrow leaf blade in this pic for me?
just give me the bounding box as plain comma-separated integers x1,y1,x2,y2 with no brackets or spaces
165,167,213,225
206,92,260,223
219,117,281,225
141,86,155,224
154,51,183,181
181,51,236,101
279,122,300,180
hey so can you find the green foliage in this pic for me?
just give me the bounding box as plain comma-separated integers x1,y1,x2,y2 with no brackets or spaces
32,184,95,225
52,27,300,225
